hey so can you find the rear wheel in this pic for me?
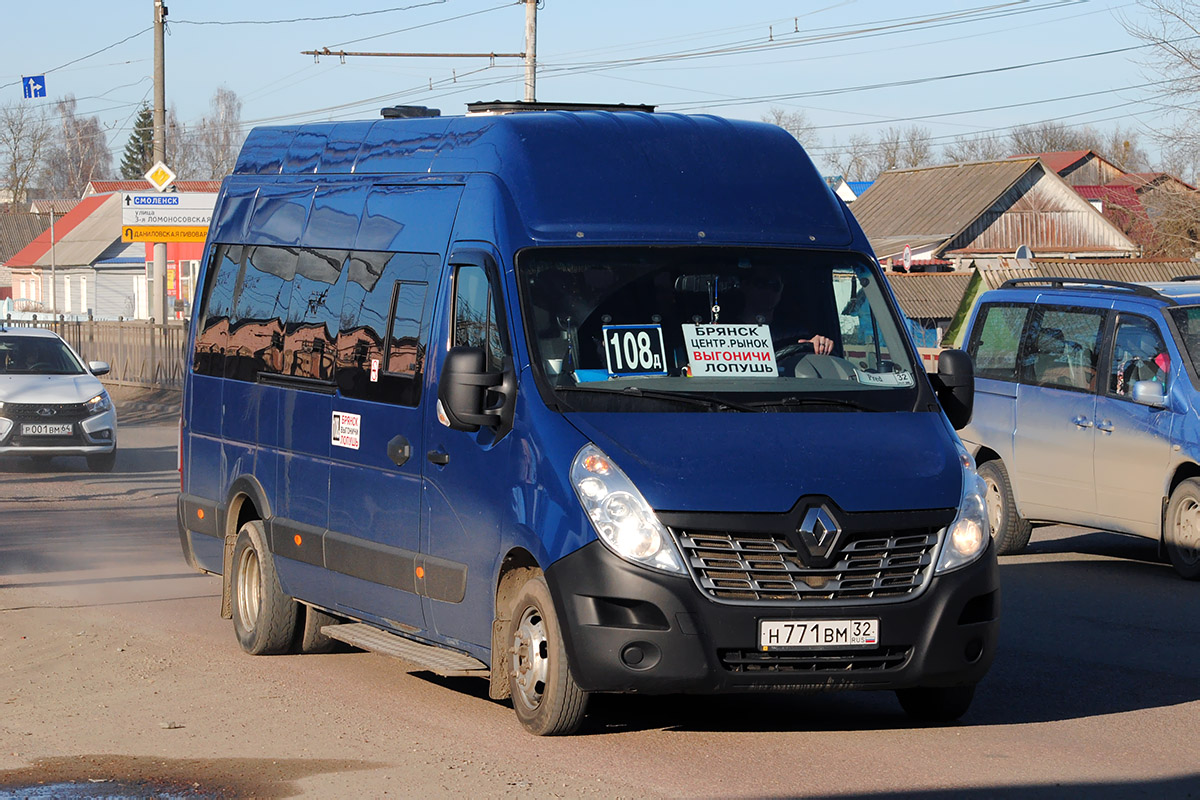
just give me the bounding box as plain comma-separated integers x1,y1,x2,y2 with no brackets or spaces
231,520,299,654
978,459,1031,555
86,449,116,473
897,685,976,723
296,604,344,654
1164,478,1200,580
507,575,588,736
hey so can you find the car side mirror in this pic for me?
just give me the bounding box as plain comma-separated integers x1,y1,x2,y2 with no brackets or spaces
932,349,974,430
1131,380,1167,408
88,361,111,376
437,346,516,433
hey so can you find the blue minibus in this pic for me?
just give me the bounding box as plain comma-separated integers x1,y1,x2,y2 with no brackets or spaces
178,103,998,735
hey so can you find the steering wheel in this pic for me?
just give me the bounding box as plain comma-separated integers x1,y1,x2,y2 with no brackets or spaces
28,362,53,372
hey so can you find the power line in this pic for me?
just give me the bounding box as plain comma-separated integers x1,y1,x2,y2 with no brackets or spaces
0,27,152,91
171,2,452,27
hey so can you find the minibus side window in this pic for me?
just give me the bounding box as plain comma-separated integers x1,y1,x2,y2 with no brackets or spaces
283,248,348,382
453,265,508,371
193,244,243,377
227,245,297,382
336,250,438,406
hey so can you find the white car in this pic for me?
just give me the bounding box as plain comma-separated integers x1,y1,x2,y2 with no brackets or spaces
0,326,117,471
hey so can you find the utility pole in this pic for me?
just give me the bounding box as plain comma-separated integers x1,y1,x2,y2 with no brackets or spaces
524,0,537,102
301,1,538,103
152,0,167,323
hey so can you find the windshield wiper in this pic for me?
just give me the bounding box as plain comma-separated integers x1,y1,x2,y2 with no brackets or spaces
747,395,877,412
555,384,759,412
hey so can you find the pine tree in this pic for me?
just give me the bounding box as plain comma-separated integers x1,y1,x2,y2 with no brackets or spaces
119,103,154,179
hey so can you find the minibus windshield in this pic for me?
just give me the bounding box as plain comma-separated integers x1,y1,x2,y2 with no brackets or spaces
517,247,921,413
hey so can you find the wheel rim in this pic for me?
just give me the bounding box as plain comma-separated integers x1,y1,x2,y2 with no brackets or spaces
1173,497,1200,565
983,475,1003,535
236,545,262,629
510,605,549,711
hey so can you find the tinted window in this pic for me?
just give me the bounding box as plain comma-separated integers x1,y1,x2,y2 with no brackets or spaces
227,246,297,381
0,335,85,375
1109,314,1169,398
1024,306,1105,391
454,264,507,371
193,244,243,377
283,248,347,381
968,303,1029,382
336,251,438,405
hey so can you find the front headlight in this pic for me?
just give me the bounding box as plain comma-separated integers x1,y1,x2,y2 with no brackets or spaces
570,444,685,574
935,444,990,574
84,391,112,416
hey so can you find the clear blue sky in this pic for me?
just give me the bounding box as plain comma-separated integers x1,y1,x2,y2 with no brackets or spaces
0,1,1165,174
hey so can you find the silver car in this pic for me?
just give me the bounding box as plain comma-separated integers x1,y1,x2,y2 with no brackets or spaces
0,326,117,471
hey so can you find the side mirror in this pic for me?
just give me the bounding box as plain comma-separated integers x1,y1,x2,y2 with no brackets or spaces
932,349,974,430
1131,380,1167,408
437,346,516,433
88,361,111,376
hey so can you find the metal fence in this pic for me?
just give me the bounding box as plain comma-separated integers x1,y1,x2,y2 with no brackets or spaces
2,317,188,389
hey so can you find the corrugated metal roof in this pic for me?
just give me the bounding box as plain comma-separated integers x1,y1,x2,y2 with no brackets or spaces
978,257,1195,289
853,159,1038,247
28,199,81,215
885,271,975,320
6,194,118,269
1010,150,1090,175
0,214,50,263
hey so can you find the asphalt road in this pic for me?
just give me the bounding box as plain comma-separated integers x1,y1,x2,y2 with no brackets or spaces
1,417,1199,798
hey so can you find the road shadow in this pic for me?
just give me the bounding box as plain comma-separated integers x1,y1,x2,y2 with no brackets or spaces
0,443,177,476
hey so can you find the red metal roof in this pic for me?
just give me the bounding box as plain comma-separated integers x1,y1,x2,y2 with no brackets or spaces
6,194,111,268
1010,150,1091,175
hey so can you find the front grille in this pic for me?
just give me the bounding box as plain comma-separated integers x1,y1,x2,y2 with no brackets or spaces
721,646,912,673
675,528,939,604
2,402,91,422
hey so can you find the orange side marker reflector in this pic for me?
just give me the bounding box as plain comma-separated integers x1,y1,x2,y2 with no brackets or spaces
294,535,303,546
415,566,425,579
196,509,204,520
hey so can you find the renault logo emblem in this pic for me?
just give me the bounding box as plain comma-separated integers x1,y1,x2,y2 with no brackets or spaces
796,506,843,564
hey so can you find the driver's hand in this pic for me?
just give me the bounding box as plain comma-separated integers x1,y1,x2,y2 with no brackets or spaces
800,335,833,355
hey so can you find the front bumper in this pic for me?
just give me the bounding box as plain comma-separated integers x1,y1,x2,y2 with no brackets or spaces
547,539,999,694
0,408,117,457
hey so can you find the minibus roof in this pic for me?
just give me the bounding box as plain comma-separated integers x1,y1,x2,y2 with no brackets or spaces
229,110,858,248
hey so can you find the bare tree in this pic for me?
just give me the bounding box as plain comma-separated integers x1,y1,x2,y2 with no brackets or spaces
165,105,203,181
1007,121,1094,156
760,107,817,149
864,125,934,176
0,102,52,207
1096,124,1151,172
40,95,112,198
826,132,875,181
191,86,245,180
942,132,1008,164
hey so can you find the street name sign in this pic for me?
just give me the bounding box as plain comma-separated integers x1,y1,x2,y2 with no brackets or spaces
122,225,208,243
121,192,217,227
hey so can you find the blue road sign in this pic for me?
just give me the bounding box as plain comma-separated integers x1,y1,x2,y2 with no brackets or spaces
22,76,46,99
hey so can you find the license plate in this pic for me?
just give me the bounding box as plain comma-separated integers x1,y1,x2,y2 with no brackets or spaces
759,619,878,650
21,423,72,436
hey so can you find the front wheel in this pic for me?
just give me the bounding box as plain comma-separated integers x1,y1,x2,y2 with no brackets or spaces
1164,478,1200,580
507,575,588,736
231,520,299,654
978,459,1031,555
896,685,976,723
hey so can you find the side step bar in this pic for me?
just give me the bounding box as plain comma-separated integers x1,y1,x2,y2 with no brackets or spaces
321,622,489,678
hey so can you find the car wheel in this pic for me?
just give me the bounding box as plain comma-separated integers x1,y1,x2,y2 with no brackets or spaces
296,604,345,654
86,449,116,473
1164,478,1200,580
507,574,588,736
896,685,976,723
977,459,1032,555
231,520,299,654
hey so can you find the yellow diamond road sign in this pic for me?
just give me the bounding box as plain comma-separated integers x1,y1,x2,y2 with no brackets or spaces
145,161,177,192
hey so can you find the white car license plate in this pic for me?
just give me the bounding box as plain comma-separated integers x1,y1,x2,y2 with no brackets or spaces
21,423,72,436
759,619,878,650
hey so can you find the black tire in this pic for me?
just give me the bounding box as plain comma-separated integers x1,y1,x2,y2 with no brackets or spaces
506,575,588,736
1164,478,1200,580
897,685,976,723
978,459,1032,555
231,520,299,655
296,604,344,654
86,449,116,473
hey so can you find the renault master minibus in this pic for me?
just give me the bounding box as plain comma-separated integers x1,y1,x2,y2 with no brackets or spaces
178,103,998,735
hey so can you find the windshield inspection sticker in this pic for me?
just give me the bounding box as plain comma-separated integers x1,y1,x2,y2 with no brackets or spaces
683,324,778,377
602,324,668,376
331,411,361,450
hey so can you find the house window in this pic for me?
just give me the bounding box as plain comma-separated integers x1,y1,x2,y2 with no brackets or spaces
64,276,72,313
80,277,88,315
